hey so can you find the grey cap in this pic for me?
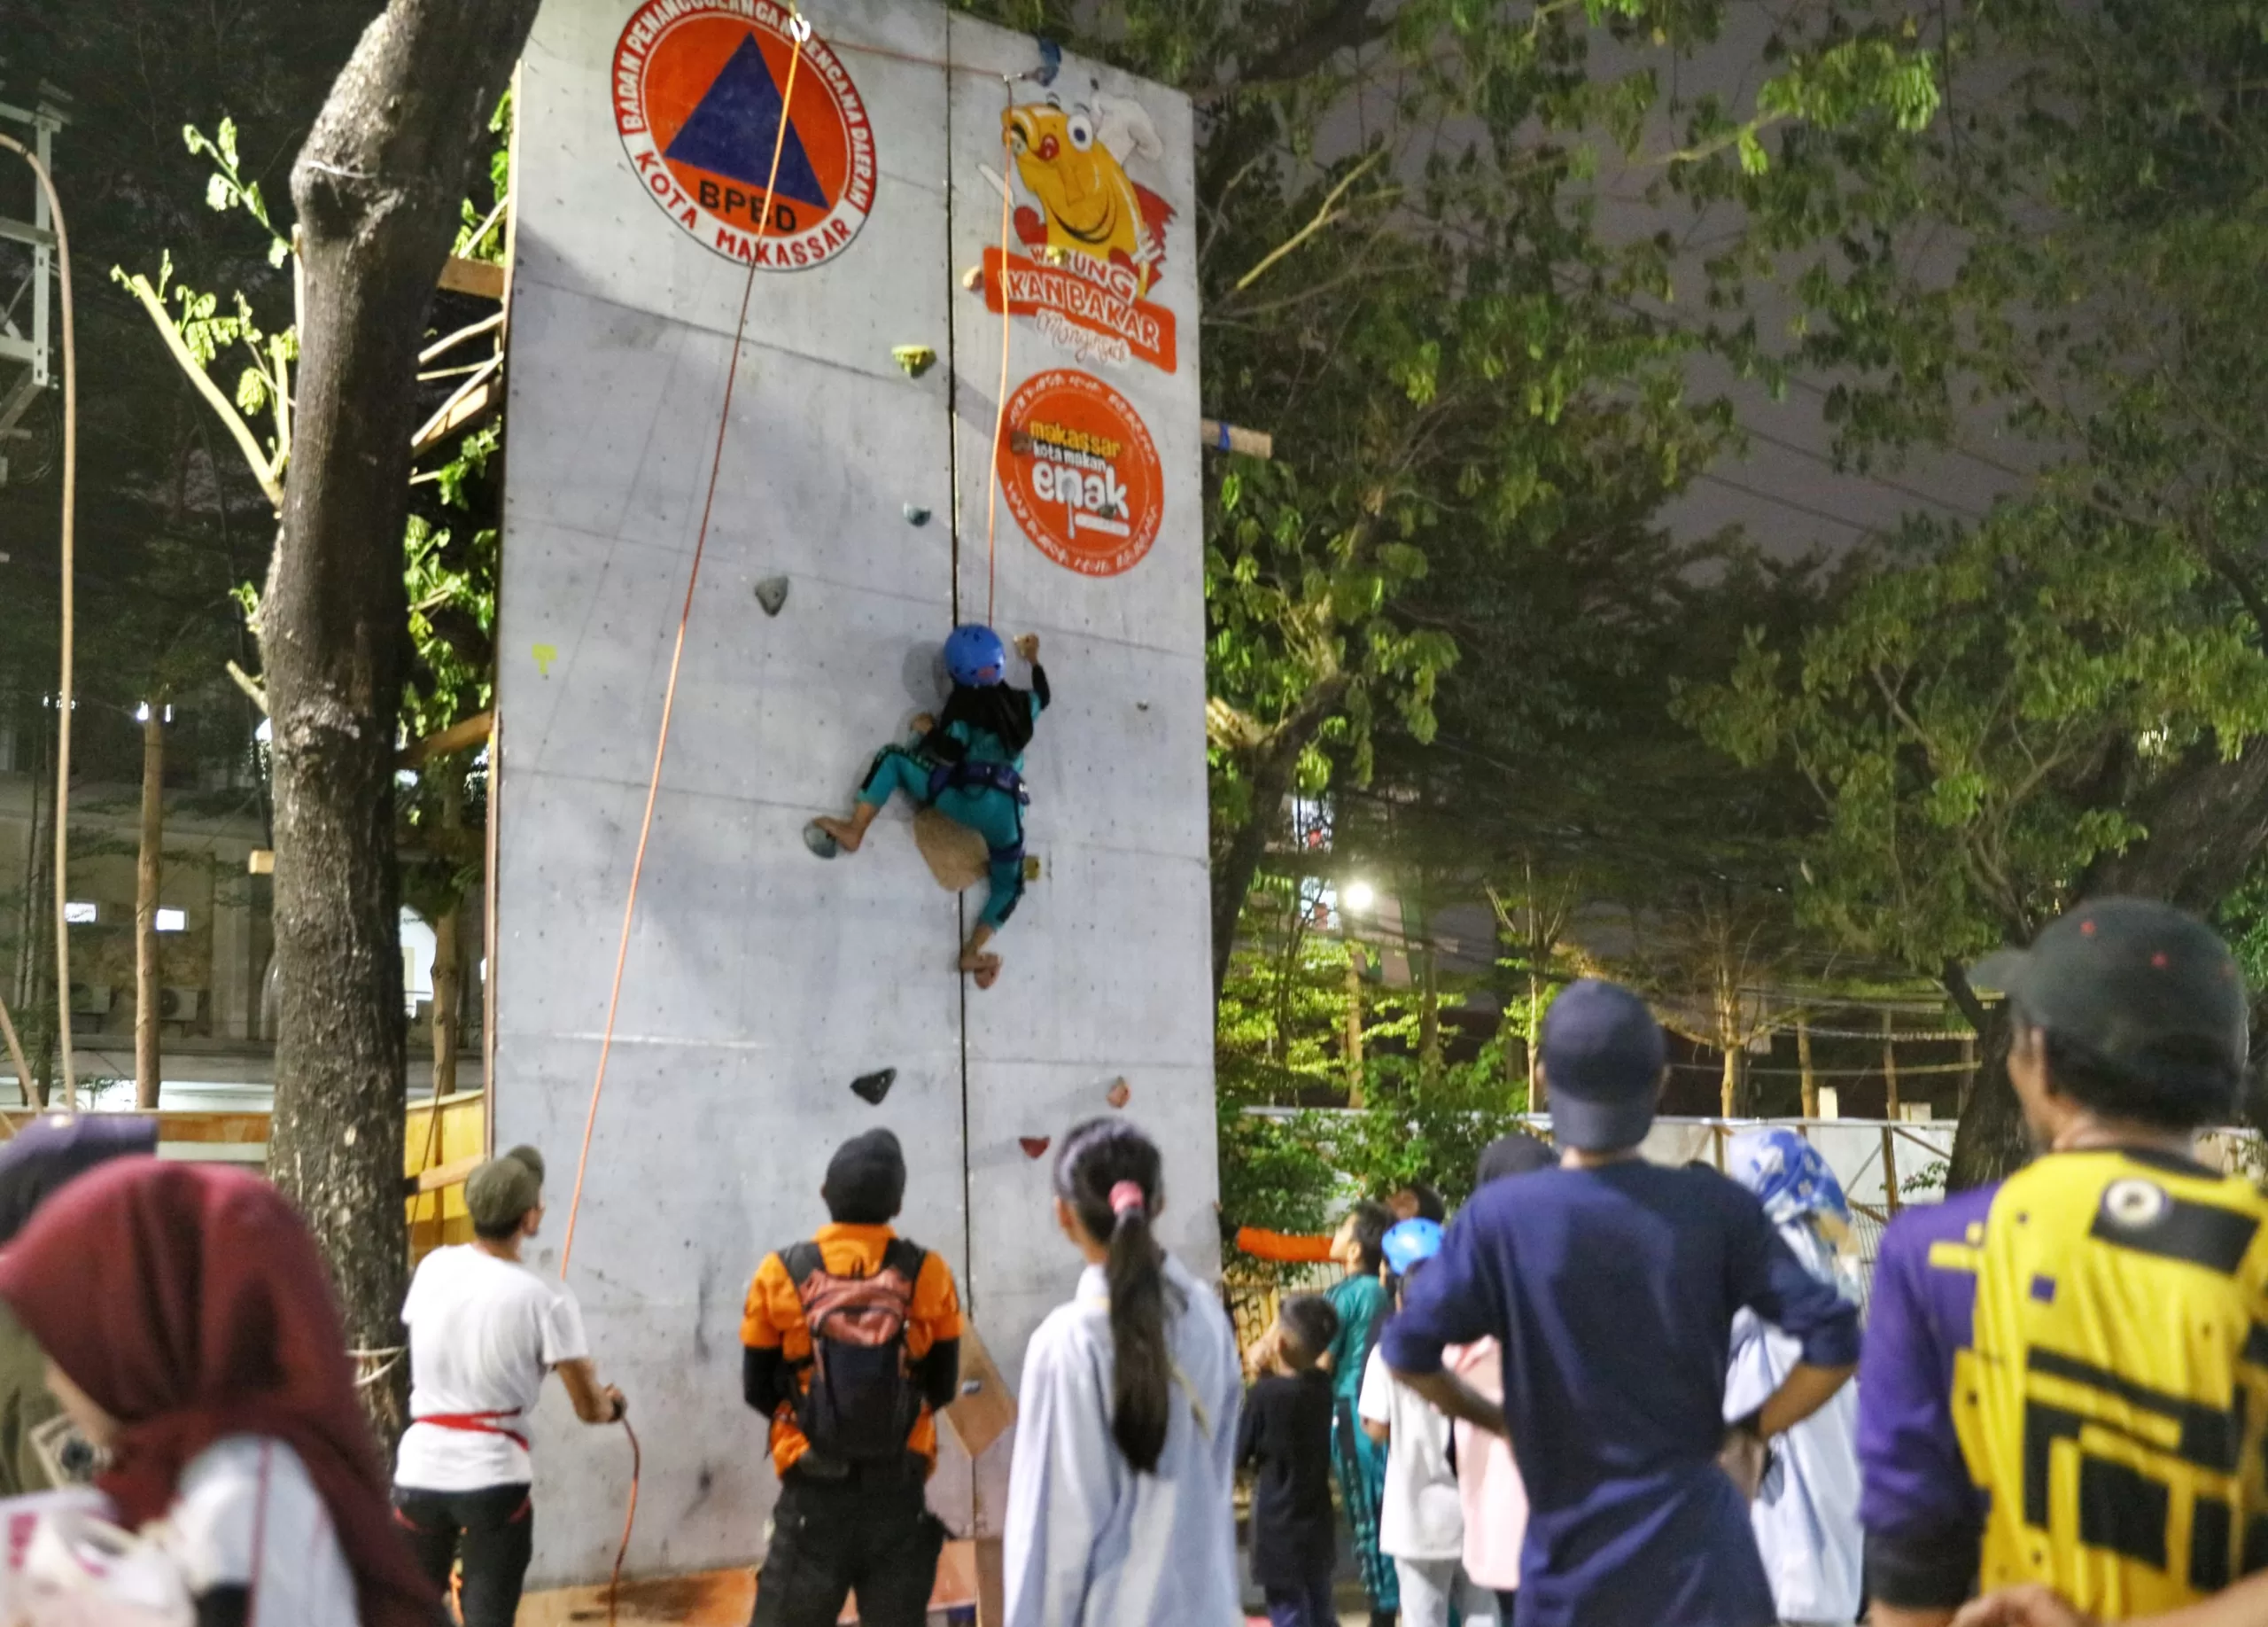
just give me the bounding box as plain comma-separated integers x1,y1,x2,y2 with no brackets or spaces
1970,898,2249,1083
465,1153,543,1234
1541,979,1668,1152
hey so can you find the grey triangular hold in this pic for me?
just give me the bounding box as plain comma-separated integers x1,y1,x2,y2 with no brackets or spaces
850,1068,897,1106
756,576,789,616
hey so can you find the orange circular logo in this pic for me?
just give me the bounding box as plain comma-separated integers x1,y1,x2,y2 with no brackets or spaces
613,0,875,269
998,371,1164,578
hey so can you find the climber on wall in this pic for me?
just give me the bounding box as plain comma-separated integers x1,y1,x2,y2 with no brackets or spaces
809,625,1049,990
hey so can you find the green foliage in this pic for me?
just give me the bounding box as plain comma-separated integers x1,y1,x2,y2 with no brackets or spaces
1679,0,2268,977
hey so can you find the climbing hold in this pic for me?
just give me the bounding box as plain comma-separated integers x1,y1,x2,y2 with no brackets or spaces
1137,700,1151,712
755,576,789,616
532,642,558,676
1032,37,1063,87
960,265,986,292
850,1068,897,1106
1021,856,1042,882
803,822,841,860
904,504,931,527
1106,1078,1131,1110
892,344,937,378
1019,1136,1051,1160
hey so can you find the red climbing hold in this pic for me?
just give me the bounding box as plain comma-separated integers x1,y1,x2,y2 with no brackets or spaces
1019,1136,1051,1159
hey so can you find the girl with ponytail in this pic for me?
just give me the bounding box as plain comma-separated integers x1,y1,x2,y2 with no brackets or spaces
1001,1118,1244,1627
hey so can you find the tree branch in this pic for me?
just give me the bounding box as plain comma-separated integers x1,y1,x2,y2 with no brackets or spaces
114,271,284,510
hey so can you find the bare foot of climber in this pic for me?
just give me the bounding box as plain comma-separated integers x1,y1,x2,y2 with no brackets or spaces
963,951,1003,989
812,815,865,853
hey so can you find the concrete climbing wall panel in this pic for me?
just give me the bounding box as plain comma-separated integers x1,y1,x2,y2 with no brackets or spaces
494,0,1212,1588
941,17,1218,1541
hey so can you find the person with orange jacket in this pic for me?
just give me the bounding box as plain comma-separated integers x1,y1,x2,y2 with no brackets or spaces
741,1129,964,1627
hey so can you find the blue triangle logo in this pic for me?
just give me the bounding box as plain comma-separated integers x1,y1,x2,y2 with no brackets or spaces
664,34,830,212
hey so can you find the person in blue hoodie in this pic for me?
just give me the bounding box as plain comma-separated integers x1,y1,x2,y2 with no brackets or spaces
810,625,1048,989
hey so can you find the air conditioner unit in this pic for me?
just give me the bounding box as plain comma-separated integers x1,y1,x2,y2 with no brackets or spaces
67,983,110,1015
157,986,204,1021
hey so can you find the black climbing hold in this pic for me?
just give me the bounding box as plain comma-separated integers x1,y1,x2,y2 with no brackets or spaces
850,1068,897,1106
904,504,931,527
756,576,789,616
804,822,841,860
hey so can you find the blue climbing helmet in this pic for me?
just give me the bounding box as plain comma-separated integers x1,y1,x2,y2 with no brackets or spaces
1381,1217,1443,1277
944,624,1007,688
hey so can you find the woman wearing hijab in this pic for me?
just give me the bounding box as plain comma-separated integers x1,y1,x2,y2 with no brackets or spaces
0,1157,439,1627
1002,1117,1243,1627
0,1112,158,1496
1724,1126,1866,1627
1325,1200,1400,1626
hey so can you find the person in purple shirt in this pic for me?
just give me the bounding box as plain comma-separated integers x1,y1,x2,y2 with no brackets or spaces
1380,979,1861,1627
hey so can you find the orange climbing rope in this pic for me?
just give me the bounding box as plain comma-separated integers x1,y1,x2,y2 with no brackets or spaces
984,97,1017,626
606,1416,641,1627
560,15,809,1274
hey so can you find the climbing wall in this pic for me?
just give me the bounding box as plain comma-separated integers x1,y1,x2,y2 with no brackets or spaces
493,0,1214,1587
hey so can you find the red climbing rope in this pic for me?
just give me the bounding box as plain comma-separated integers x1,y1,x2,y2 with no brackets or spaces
606,1416,641,1627
560,14,810,1274
984,98,1017,626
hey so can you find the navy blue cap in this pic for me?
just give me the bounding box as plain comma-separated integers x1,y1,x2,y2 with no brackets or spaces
1542,979,1667,1152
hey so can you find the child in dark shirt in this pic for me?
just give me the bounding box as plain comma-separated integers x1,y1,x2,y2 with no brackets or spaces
1238,1294,1342,1627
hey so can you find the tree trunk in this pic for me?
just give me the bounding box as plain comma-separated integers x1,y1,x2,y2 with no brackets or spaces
2083,743,2268,912
1342,940,1364,1106
135,706,165,1110
1209,673,1351,1001
1881,1011,1901,1122
1720,1046,1749,1118
1798,1019,1818,1118
1943,962,2023,1191
269,0,538,1448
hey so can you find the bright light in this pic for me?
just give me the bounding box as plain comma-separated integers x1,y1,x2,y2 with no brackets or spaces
155,908,186,933
62,902,97,925
1341,880,1376,914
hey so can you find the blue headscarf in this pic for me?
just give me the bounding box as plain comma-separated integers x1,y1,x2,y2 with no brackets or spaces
1728,1126,1849,1228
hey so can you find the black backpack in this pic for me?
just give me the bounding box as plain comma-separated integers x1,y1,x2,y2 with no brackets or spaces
782,1237,928,1464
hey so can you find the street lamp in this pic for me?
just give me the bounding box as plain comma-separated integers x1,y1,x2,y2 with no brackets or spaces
1341,878,1375,915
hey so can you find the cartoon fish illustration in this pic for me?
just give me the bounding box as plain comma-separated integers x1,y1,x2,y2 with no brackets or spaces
1003,96,1175,295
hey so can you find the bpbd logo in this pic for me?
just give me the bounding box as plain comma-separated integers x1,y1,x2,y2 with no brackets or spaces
614,0,875,269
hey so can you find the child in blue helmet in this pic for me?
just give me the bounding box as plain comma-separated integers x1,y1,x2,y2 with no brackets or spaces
1361,1218,1500,1627
810,626,1049,988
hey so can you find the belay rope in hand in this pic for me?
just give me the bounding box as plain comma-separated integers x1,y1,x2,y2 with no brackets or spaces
554,11,812,1623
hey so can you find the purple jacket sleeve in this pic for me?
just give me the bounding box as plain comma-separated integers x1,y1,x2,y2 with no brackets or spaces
1858,1191,1992,1543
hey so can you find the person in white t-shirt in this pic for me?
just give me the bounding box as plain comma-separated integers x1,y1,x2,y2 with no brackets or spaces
1359,1219,1500,1627
393,1145,625,1627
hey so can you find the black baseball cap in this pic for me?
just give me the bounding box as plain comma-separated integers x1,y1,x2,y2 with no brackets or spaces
1542,979,1667,1151
1969,898,2249,1092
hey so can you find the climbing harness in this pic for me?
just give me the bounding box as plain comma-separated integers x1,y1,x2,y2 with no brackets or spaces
923,758,1027,806
410,1408,532,1451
